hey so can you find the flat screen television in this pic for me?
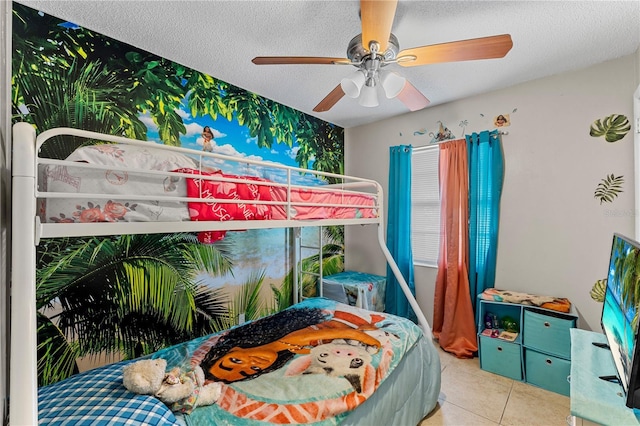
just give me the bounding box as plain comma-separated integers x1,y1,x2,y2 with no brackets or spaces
600,232,640,408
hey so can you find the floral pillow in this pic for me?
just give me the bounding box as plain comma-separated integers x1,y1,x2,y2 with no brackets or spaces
66,143,199,171
41,143,196,224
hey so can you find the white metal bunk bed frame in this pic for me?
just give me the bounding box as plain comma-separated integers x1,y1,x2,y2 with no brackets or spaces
9,122,432,426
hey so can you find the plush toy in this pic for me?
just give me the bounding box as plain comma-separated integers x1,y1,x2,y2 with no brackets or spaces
122,358,222,414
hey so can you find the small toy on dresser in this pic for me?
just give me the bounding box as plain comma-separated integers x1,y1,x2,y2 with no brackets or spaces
483,312,500,337
497,331,518,342
122,358,222,414
482,312,520,341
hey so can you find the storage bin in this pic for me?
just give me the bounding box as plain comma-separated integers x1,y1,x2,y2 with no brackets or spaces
479,335,523,380
523,309,575,358
524,348,571,396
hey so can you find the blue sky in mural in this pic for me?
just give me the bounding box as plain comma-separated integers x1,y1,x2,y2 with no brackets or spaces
49,18,318,181
139,100,324,187
50,17,324,186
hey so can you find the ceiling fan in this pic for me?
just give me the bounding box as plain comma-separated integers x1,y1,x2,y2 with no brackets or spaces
252,0,513,113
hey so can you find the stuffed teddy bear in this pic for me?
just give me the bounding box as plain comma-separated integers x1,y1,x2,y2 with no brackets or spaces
122,358,222,414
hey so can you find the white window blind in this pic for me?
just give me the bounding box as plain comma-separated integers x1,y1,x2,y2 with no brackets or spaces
411,147,441,266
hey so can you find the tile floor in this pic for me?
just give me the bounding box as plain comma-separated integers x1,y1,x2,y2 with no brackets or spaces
419,345,571,426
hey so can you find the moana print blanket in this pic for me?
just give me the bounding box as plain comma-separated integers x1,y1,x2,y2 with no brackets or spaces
150,298,423,425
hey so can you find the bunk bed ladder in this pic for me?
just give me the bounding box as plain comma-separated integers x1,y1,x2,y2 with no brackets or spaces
293,227,324,303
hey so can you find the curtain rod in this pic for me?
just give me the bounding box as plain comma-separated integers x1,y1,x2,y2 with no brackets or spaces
413,130,508,152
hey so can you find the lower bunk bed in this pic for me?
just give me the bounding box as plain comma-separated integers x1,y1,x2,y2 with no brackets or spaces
37,298,441,425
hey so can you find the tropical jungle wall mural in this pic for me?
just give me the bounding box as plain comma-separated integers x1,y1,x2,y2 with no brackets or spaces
11,3,345,386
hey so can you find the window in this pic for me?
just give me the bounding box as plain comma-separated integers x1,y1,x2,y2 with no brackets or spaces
411,147,441,267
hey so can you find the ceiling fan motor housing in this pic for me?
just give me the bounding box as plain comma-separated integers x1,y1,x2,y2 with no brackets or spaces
346,33,400,64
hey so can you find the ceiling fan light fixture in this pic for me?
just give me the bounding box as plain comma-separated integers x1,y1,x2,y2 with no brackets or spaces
380,70,407,99
358,83,379,107
340,70,366,98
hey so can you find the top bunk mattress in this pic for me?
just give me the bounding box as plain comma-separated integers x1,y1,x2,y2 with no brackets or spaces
36,139,380,240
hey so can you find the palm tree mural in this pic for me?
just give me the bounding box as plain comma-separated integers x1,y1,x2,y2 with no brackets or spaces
12,3,347,386
36,233,233,385
13,55,151,159
278,226,345,305
11,3,344,172
214,269,278,331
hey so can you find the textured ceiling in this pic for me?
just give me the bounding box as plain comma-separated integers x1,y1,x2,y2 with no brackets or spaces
15,0,640,129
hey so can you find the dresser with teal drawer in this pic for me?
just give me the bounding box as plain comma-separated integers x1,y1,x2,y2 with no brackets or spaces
477,298,577,396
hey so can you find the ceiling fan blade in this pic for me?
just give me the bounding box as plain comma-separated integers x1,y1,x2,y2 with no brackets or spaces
396,81,430,112
313,85,345,112
361,0,398,53
398,34,513,67
252,56,351,65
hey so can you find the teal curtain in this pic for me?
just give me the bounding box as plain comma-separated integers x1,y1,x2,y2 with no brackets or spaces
386,145,417,322
466,130,504,311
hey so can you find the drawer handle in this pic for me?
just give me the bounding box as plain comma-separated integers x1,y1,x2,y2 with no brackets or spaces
544,321,551,328
497,346,503,352
546,358,553,365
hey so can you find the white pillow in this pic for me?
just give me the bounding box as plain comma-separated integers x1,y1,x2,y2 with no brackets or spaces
66,143,199,171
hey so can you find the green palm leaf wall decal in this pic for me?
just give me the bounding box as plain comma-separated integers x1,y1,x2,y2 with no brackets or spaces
590,278,606,302
594,174,624,204
590,114,630,142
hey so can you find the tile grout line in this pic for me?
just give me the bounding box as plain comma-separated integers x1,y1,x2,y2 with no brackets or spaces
440,399,502,425
497,380,515,425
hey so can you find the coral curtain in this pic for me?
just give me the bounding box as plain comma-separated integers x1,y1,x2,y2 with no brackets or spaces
466,130,504,312
433,139,477,358
385,145,417,322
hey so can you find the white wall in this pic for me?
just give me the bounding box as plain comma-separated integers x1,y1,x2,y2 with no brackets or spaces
1,1,10,422
637,48,640,82
345,53,638,333
636,53,640,241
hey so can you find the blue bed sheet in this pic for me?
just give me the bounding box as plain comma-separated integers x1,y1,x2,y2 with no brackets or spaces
38,359,178,425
